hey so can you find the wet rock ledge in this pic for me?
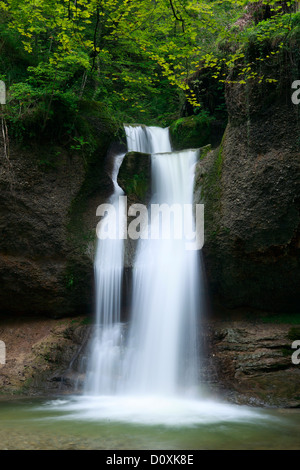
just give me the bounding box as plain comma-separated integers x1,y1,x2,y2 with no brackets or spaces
0,315,90,396
203,313,300,408
0,312,300,409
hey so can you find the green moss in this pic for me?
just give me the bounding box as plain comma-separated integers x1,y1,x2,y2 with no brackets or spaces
62,103,122,315
261,314,300,325
288,327,300,341
63,257,93,308
199,144,212,160
199,133,224,243
125,172,149,201
117,151,151,204
281,346,294,358
65,271,75,291
67,101,123,254
169,113,213,151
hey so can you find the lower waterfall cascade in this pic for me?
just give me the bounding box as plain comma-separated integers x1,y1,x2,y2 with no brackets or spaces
42,125,278,427
85,124,203,397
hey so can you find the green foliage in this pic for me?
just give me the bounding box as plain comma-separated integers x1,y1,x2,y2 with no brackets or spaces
219,10,300,85
5,84,80,143
0,0,299,142
70,135,89,151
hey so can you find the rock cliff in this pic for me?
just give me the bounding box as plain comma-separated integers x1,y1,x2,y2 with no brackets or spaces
197,72,300,313
0,103,120,318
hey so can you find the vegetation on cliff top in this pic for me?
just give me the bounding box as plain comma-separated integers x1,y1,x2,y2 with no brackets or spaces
0,0,299,150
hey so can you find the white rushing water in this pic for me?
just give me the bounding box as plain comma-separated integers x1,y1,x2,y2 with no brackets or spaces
85,125,201,397
122,125,201,396
84,152,126,395
46,124,272,427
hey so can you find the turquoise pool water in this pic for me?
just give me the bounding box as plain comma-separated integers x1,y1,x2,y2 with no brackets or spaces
0,395,299,450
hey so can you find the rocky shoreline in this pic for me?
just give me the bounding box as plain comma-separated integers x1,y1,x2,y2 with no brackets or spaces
0,315,90,397
0,310,299,408
203,311,300,408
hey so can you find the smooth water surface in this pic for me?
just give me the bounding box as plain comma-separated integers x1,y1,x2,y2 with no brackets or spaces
0,396,299,450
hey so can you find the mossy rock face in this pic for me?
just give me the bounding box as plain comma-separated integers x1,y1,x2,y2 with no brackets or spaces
169,114,212,151
118,151,151,205
0,97,125,318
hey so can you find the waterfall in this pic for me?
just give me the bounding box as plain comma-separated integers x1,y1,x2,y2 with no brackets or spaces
48,124,268,428
85,124,202,398
84,152,126,395
121,125,201,396
125,125,171,154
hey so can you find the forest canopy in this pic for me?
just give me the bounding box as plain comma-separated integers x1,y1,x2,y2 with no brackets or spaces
0,0,299,141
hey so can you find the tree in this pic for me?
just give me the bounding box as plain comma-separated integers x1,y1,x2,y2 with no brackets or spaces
0,0,299,128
